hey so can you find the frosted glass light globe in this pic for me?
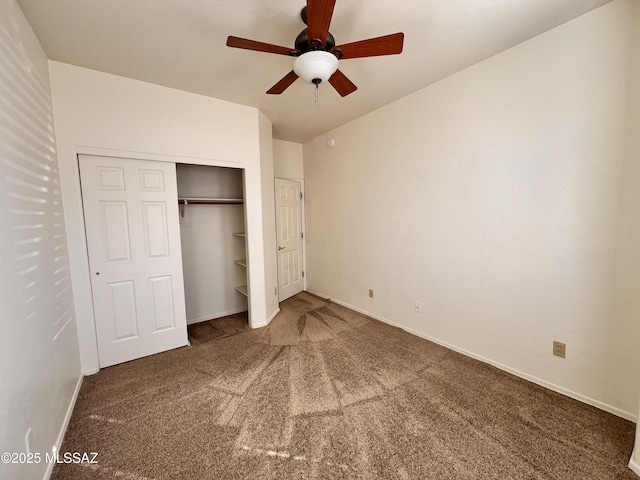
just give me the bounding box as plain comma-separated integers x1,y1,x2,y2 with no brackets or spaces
293,51,338,85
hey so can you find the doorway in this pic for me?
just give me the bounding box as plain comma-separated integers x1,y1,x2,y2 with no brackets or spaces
176,164,248,324
79,156,251,368
275,178,304,301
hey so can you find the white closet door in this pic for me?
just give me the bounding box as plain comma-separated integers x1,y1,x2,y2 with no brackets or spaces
79,155,188,368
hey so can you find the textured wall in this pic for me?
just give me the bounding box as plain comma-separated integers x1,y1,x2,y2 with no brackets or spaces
304,0,640,419
0,1,81,478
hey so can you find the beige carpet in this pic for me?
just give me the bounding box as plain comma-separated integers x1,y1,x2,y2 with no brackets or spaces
53,292,637,479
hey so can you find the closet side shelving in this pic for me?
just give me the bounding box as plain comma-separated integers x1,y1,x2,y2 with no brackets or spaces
233,232,248,297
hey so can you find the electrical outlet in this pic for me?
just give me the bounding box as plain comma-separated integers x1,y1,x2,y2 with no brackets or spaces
369,289,374,298
414,301,422,313
553,341,566,358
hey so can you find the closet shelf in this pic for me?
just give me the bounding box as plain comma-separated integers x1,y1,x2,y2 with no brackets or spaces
178,197,244,205
233,231,247,299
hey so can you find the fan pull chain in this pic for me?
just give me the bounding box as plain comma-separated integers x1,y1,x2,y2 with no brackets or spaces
314,84,319,106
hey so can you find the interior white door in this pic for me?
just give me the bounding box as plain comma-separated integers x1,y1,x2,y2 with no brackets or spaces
275,178,304,301
79,155,188,368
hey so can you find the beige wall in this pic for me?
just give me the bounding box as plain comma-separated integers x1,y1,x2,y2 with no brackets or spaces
304,0,640,420
259,112,280,319
274,139,304,180
0,1,81,479
49,62,279,373
625,0,640,471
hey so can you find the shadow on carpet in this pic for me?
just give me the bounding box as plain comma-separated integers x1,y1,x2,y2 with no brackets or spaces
52,292,637,479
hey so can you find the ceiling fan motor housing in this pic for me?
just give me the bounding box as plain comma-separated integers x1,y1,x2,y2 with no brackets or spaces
295,29,336,53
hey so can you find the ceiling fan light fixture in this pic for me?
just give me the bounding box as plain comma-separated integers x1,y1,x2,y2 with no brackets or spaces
293,50,338,85
227,1,404,97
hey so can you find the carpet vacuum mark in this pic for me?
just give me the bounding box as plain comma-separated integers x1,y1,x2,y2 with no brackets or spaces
52,292,637,479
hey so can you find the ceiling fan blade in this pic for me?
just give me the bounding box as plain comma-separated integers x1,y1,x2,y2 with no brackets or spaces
306,0,336,48
226,36,298,56
334,32,404,59
328,69,357,97
267,71,299,94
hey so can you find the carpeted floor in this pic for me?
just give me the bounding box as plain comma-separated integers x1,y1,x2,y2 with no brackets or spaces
52,292,637,479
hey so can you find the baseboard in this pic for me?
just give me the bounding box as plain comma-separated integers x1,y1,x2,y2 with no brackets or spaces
43,373,83,480
252,307,280,329
187,307,248,325
629,453,640,477
308,290,638,422
268,307,280,324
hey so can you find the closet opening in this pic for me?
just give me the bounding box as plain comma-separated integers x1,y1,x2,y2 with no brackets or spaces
176,164,248,328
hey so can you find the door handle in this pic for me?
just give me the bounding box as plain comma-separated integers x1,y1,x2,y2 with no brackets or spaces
278,246,285,251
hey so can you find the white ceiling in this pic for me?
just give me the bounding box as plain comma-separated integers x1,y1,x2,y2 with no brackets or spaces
18,0,612,143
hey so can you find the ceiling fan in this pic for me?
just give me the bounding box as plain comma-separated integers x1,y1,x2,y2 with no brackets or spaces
226,0,404,97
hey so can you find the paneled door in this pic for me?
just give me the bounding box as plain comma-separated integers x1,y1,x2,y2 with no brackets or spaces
275,178,304,301
79,155,188,368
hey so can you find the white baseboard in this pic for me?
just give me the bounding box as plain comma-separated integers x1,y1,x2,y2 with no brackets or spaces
187,307,248,325
629,454,640,477
308,290,637,423
43,373,83,480
268,307,280,324
252,307,280,329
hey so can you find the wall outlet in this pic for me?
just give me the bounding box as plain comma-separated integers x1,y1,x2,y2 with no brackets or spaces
369,289,374,298
553,341,566,358
414,301,422,313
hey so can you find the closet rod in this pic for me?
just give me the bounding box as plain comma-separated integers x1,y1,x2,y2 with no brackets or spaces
178,197,244,205
178,197,244,217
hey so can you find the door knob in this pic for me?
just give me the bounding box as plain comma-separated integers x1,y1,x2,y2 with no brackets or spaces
278,246,285,251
